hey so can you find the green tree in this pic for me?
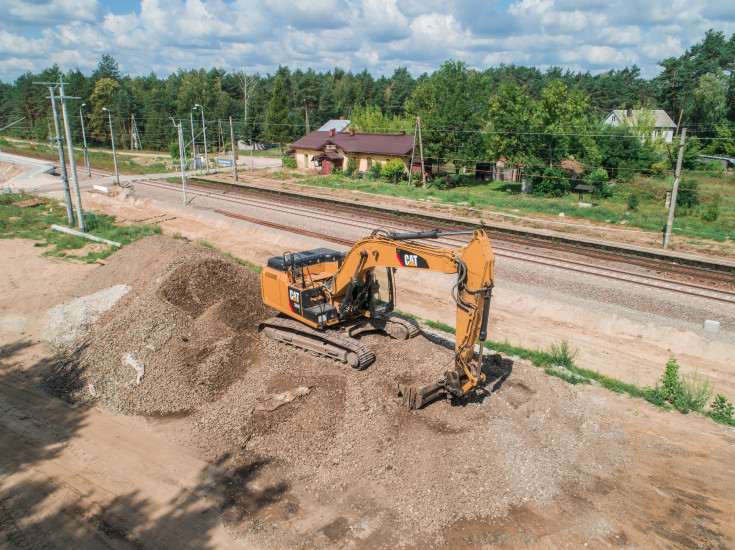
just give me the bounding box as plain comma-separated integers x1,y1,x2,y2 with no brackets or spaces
88,78,121,142
535,80,593,166
486,82,537,162
405,60,488,172
91,54,120,82
595,125,659,182
693,73,728,131
266,75,290,144
349,105,413,133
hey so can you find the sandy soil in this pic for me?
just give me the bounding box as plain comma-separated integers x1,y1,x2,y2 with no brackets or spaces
1,182,734,548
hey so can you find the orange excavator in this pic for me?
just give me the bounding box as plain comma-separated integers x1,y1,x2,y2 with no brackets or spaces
259,228,495,409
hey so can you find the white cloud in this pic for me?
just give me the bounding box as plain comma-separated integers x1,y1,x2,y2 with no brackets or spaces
0,0,733,83
2,0,99,25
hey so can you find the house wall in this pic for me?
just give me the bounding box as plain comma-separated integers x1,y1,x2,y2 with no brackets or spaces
293,148,320,169
354,154,411,172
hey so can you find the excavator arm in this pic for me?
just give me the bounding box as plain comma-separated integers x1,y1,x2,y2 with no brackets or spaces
328,229,495,408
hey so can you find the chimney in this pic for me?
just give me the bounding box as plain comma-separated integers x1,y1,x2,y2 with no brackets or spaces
350,129,355,136
339,116,344,120
399,131,405,135
329,128,335,137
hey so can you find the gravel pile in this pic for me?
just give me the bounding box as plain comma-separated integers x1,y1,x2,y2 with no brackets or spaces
43,236,270,414
42,235,629,535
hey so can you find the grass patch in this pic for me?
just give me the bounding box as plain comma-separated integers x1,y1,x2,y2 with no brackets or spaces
1,192,162,262
263,169,734,247
418,316,735,418
0,138,174,175
193,238,261,273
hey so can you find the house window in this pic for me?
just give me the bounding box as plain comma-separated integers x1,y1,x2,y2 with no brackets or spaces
304,154,308,167
367,157,372,169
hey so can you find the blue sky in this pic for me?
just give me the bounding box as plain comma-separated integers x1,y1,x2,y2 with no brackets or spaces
1,0,734,83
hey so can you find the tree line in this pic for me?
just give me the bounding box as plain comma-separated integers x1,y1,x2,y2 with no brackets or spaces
0,29,733,181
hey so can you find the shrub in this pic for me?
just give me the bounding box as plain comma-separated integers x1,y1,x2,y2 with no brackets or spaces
627,191,640,211
703,160,725,178
368,161,382,180
428,177,450,190
676,177,699,209
680,369,714,411
711,394,734,421
381,158,406,182
658,357,684,405
282,156,297,169
532,167,570,197
345,157,358,176
585,168,611,198
701,195,721,222
169,141,180,160
547,340,579,368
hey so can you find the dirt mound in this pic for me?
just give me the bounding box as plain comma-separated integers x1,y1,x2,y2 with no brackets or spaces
43,236,270,415
42,235,629,541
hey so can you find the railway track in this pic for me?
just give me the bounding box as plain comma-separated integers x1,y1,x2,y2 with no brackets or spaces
132,177,735,306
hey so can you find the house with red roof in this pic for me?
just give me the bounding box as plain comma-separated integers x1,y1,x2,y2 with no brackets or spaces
288,126,415,175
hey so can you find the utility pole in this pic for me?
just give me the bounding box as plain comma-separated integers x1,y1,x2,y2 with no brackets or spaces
408,117,418,187
131,114,141,150
190,109,196,167
304,100,310,133
663,128,687,249
417,116,426,188
102,107,120,187
80,103,91,177
47,119,53,149
229,116,237,182
171,118,188,203
198,104,209,174
36,82,74,224
218,119,223,153
57,79,86,231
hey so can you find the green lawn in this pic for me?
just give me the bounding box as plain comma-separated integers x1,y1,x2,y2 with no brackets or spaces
266,170,734,246
0,192,162,262
0,138,173,175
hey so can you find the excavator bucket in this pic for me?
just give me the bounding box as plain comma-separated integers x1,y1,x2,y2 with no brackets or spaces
396,382,446,410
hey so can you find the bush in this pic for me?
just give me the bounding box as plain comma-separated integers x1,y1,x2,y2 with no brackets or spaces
547,340,579,368
428,177,450,190
532,167,570,197
627,191,640,211
169,141,180,160
282,156,297,169
711,394,734,421
676,177,699,209
368,161,382,180
703,160,725,178
680,369,714,411
381,158,406,182
658,357,684,405
701,194,721,222
345,157,358,176
585,168,612,198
